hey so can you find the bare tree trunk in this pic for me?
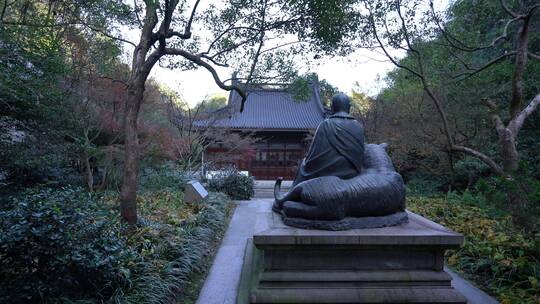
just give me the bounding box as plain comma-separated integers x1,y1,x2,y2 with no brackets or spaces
83,150,94,192
97,148,112,191
499,129,519,173
120,79,145,225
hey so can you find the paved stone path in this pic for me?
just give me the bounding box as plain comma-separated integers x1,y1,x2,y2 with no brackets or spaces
196,199,499,304
196,200,259,304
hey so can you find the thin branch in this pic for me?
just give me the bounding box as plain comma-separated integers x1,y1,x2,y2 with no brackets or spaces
200,54,229,67
205,17,303,54
368,2,457,154
163,47,248,110
245,0,268,84
528,52,540,60
453,51,516,80
367,6,423,79
1,19,138,47
500,0,519,18
446,47,475,71
431,1,520,52
2,20,76,27
396,0,420,56
83,22,137,47
133,0,143,28
259,40,301,55
207,36,259,59
205,26,260,53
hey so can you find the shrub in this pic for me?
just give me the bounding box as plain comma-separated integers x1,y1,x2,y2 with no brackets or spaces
408,195,539,304
0,186,233,304
0,187,132,303
110,191,232,303
139,162,194,191
207,167,254,200
405,174,445,197
474,172,540,232
452,156,490,189
0,158,235,304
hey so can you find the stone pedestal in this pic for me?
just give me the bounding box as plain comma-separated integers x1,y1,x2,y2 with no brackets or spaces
238,203,467,303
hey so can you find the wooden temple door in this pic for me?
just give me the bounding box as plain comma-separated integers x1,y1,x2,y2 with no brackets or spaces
250,142,304,180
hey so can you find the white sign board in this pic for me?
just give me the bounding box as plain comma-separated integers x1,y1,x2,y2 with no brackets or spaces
184,180,208,204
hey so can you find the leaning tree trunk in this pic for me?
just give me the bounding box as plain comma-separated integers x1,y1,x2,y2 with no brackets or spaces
120,78,145,225
499,129,519,174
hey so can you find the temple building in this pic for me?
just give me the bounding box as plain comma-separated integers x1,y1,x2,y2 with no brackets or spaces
200,79,327,180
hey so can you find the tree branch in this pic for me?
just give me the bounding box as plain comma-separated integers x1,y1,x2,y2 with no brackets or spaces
367,5,423,80
509,14,531,119
453,51,516,80
133,0,143,28
507,93,540,135
500,0,519,18
245,0,268,84
163,47,248,110
528,52,540,60
1,0,10,21
207,36,260,60
259,40,302,55
451,145,504,175
431,1,520,52
83,21,138,48
396,0,420,56
184,0,201,37
370,2,457,154
1,20,138,47
483,98,506,137
200,54,229,67
132,1,159,75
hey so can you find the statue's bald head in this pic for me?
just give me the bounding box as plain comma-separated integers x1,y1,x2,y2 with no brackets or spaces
331,93,351,114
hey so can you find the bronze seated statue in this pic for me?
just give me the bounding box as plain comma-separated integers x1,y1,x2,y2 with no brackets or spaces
273,93,407,230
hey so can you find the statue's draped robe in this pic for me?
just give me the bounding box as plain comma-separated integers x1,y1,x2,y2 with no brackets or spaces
293,113,365,186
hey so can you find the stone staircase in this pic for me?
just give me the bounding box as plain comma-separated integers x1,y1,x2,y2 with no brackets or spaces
253,180,292,199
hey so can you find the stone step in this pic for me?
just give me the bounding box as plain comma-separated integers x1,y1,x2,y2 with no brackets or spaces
253,181,291,198
252,288,466,303
254,188,289,199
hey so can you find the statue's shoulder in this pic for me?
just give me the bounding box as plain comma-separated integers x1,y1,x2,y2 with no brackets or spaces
329,113,354,120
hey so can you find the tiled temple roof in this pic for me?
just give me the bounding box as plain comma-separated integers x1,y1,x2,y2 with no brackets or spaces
198,82,326,130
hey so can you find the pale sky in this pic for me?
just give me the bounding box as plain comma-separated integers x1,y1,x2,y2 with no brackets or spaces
120,0,450,107
145,49,395,106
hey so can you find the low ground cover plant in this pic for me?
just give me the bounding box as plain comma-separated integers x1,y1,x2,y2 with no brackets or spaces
0,186,232,303
208,167,254,200
408,195,539,304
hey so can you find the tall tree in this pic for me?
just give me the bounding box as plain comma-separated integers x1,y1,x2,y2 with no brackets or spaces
2,0,353,225
363,0,540,176
114,0,321,224
342,0,540,178
0,0,131,189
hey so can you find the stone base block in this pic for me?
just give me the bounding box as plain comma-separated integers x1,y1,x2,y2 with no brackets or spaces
238,204,467,303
